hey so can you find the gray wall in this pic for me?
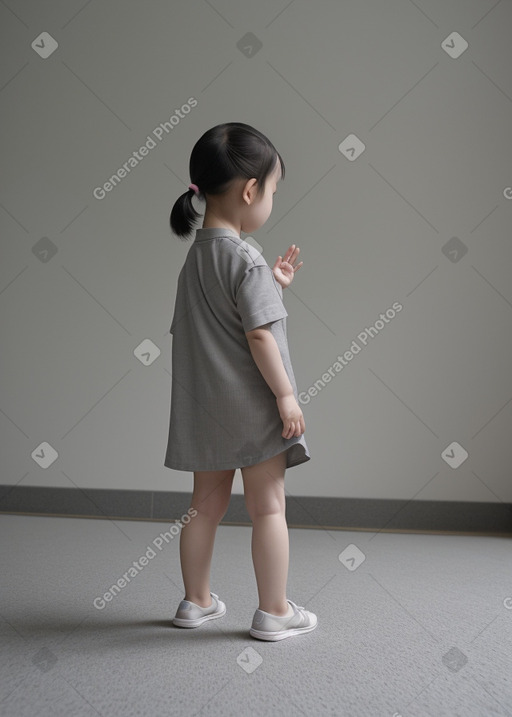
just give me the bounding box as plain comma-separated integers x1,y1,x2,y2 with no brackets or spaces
1,1,511,505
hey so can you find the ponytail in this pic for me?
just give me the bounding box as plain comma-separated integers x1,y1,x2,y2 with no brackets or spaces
170,187,203,240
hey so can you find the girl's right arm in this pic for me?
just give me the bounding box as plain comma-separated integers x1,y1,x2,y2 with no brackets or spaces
246,325,305,439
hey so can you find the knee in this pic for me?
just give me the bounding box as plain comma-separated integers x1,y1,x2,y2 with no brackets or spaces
245,495,285,520
192,495,230,522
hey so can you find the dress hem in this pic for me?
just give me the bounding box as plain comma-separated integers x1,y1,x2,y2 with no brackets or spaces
164,443,310,473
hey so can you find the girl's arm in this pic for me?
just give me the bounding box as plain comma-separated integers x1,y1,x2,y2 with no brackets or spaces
246,325,305,438
245,326,293,398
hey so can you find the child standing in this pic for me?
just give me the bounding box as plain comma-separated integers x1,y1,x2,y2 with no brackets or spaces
165,122,317,641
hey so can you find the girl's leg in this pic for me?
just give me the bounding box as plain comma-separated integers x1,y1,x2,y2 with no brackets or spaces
179,468,235,607
241,450,289,616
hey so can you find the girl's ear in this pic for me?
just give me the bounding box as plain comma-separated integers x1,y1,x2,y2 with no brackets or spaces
242,178,258,205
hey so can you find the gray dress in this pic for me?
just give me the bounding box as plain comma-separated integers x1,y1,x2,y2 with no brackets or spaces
164,227,310,472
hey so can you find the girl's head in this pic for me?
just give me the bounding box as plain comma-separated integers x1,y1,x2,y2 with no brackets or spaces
170,122,285,239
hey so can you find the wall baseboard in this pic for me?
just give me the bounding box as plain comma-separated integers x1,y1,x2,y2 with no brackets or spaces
1,485,511,536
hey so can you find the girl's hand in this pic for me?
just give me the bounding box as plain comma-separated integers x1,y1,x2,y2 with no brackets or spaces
276,394,305,438
272,244,303,288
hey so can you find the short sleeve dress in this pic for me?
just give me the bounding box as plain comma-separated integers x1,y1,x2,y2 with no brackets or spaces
164,226,311,472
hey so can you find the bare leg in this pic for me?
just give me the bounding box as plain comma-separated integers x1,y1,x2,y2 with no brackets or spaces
242,450,289,616
179,469,235,607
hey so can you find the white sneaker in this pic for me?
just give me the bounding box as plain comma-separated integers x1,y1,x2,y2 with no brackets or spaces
249,599,318,641
173,592,226,628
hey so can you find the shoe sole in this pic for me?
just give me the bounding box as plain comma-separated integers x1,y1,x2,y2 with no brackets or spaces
249,618,318,641
173,604,226,628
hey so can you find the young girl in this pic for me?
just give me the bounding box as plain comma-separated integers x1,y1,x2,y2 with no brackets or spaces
165,122,317,641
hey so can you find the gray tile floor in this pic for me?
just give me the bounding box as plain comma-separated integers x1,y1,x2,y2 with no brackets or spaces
1,514,511,717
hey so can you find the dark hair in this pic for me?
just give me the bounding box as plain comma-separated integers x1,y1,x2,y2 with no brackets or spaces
169,122,285,239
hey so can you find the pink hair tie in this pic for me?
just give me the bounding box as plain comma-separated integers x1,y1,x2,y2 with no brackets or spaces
188,183,199,196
